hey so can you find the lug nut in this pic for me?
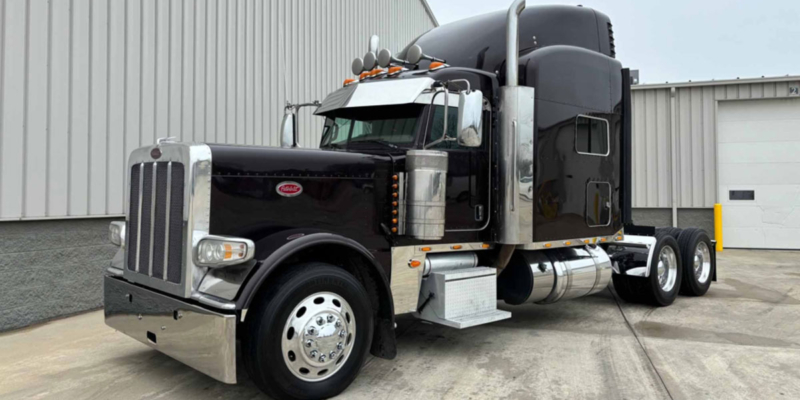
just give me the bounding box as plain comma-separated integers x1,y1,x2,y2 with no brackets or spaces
305,340,313,348
310,350,318,357
327,315,335,323
339,330,346,338
337,342,344,350
316,317,324,326
319,355,326,362
330,351,337,359
335,320,342,328
307,327,316,335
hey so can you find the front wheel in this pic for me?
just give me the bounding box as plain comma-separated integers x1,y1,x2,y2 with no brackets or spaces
243,263,374,400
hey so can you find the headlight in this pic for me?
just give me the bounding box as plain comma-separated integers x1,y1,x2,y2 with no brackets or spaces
109,222,126,246
194,236,255,267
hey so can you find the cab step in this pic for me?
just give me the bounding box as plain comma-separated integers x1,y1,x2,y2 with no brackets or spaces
414,267,511,329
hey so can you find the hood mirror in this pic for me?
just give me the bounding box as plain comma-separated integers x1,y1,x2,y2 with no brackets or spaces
457,90,483,148
280,109,298,148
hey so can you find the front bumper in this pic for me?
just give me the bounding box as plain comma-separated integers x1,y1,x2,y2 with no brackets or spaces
104,276,237,384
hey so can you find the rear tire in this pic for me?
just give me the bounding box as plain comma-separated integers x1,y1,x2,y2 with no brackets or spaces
656,226,682,239
612,232,683,306
677,228,713,296
243,263,374,400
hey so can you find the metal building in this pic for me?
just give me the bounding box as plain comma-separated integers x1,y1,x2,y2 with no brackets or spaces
0,0,437,331
630,75,800,249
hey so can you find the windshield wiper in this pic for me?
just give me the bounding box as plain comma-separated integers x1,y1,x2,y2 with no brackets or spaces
349,139,400,149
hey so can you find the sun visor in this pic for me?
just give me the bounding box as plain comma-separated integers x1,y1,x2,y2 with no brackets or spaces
315,77,435,115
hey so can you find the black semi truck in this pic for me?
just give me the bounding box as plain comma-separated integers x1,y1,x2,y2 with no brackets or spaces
104,1,716,399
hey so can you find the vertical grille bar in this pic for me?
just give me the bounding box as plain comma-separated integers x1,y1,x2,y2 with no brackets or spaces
148,163,158,276
151,163,169,279
162,162,172,280
127,164,141,271
138,163,154,275
167,163,185,284
135,163,145,272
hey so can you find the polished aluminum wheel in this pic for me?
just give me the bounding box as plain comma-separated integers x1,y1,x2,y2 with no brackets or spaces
656,246,678,292
694,241,712,284
281,292,356,382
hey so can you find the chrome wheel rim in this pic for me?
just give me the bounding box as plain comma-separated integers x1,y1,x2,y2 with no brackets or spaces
656,246,678,292
281,292,356,382
694,241,712,284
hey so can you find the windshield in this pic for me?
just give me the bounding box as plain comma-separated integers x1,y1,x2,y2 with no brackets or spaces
319,105,423,149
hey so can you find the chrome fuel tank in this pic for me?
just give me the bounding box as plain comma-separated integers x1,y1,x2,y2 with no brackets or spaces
497,246,613,305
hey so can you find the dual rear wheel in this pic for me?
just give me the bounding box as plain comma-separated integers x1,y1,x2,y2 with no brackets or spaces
613,228,713,306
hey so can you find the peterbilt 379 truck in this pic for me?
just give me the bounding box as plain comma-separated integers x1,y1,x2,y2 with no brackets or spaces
104,1,717,399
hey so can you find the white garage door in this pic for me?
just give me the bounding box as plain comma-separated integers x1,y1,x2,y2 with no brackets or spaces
718,97,800,249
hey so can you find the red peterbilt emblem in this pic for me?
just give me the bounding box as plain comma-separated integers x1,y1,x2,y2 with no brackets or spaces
276,181,303,197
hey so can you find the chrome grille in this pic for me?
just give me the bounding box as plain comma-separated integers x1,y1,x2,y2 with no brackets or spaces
126,162,185,284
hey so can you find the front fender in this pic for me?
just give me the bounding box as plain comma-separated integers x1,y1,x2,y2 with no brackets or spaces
235,229,392,313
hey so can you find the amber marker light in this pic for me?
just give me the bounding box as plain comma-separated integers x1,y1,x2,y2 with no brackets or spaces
601,238,608,242
392,210,398,215
391,227,397,233
584,239,590,244
392,201,398,206
544,243,552,248
392,175,398,181
359,72,370,80
392,193,398,198
343,78,356,87
482,243,491,249
409,260,422,268
428,61,446,71
451,245,463,250
392,184,398,189
564,241,572,246
388,66,403,75
421,247,431,252
616,236,624,241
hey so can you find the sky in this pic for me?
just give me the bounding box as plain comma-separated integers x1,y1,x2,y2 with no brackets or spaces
425,0,800,85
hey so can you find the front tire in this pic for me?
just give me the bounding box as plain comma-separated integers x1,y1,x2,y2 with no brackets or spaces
243,263,374,400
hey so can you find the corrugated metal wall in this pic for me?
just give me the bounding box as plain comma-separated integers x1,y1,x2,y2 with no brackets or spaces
631,78,800,209
0,0,436,220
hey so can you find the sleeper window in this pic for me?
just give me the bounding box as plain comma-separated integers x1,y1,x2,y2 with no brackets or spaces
576,115,609,156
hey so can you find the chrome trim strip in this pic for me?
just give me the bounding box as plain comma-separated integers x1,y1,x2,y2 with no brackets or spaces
148,163,158,276
190,292,238,311
163,162,172,280
135,163,144,272
397,172,406,235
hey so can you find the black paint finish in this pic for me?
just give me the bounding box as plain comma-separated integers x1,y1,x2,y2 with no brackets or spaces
398,5,614,84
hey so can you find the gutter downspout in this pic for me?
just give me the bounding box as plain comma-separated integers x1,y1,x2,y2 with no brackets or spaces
670,87,678,227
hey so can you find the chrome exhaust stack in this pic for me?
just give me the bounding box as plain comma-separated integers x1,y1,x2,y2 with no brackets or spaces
497,0,535,244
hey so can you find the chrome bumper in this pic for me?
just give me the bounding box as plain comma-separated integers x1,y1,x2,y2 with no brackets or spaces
103,276,237,384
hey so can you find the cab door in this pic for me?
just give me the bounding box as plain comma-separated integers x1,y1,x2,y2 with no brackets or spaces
424,104,490,231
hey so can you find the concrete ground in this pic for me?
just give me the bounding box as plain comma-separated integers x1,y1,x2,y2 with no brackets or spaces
1,249,799,400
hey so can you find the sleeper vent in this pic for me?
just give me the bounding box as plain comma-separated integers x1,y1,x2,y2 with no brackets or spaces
607,22,616,58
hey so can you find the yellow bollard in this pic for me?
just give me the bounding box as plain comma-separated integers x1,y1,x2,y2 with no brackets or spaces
714,203,723,252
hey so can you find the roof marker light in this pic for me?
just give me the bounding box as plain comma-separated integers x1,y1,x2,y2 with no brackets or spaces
428,62,447,71
343,78,357,87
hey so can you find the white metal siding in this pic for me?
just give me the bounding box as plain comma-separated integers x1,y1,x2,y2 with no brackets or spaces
631,78,800,208
0,0,436,220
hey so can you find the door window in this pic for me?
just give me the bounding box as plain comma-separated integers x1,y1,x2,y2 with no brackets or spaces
576,115,610,156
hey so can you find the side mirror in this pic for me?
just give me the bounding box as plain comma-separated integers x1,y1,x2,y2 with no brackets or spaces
280,110,297,148
457,90,483,147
